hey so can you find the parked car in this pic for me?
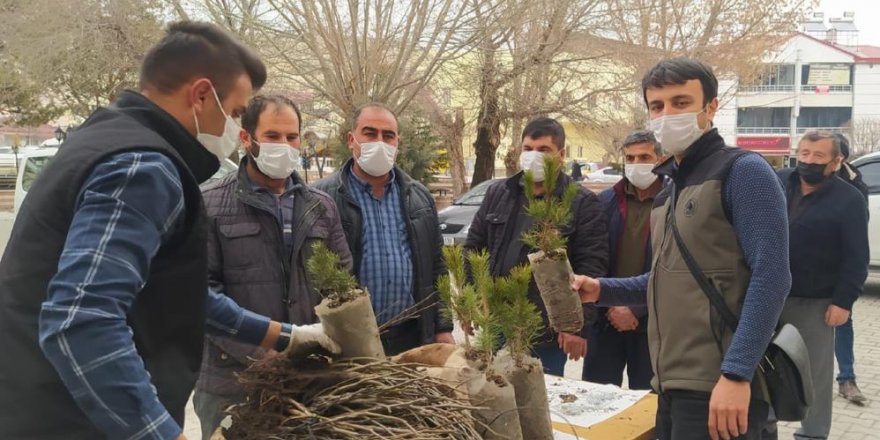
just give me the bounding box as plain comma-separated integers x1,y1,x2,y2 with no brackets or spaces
14,148,238,214
584,166,623,183
437,178,503,245
851,152,880,267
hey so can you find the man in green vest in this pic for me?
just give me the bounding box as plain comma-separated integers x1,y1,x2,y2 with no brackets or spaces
573,58,791,440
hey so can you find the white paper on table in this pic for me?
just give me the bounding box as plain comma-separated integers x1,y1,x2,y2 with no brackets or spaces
545,374,650,439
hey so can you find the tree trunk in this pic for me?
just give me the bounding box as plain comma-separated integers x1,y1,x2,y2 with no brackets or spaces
504,117,525,176
471,44,502,187
447,108,468,196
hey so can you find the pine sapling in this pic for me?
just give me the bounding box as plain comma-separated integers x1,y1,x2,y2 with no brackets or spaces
521,154,584,334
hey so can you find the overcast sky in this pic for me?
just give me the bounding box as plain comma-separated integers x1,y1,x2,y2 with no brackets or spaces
817,0,880,46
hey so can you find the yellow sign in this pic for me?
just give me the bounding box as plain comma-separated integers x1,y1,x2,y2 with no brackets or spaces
808,64,850,86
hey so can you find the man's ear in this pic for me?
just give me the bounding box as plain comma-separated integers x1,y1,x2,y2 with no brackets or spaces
189,78,213,113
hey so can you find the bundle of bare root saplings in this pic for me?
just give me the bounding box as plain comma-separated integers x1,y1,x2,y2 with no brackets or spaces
308,242,385,359
222,244,484,439
491,265,554,440
398,245,524,439
522,156,583,334
224,355,484,439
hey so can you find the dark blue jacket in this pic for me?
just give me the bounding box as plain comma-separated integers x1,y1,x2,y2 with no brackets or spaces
778,168,868,310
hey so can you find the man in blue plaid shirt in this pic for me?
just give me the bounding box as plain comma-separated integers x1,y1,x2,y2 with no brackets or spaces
315,104,454,355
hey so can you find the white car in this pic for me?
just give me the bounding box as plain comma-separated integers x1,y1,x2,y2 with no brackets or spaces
851,152,880,267
14,148,58,213
584,167,623,183
14,148,238,214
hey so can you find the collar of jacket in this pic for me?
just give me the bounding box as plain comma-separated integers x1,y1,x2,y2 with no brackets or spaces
111,90,220,183
654,128,725,181
235,155,311,206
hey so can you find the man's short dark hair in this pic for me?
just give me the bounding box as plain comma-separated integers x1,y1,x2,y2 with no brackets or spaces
833,133,851,159
351,103,399,132
139,21,267,99
521,117,566,150
621,129,662,156
800,130,842,157
241,95,302,136
641,58,718,107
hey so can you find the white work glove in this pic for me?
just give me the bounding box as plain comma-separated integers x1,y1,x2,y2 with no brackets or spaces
281,323,341,359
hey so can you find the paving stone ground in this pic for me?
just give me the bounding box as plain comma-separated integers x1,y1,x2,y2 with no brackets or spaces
184,282,880,439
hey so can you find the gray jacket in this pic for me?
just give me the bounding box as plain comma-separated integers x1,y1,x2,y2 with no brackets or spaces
313,159,453,344
197,160,353,396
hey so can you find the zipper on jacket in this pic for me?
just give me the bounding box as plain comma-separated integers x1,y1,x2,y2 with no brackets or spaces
238,190,292,306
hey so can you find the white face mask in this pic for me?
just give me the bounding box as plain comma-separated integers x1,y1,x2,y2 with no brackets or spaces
519,150,546,182
355,139,397,177
624,163,658,190
252,141,302,179
649,110,707,156
193,86,241,161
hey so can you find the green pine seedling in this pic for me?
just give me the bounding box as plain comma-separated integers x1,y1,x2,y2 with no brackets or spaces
306,242,360,306
494,264,543,367
522,154,578,258
438,245,479,349
467,249,501,367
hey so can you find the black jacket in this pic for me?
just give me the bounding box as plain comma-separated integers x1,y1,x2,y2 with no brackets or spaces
464,172,609,341
0,91,215,438
313,159,453,342
198,159,353,396
779,168,869,310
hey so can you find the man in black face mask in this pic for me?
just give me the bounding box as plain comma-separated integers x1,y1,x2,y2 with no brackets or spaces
775,130,869,439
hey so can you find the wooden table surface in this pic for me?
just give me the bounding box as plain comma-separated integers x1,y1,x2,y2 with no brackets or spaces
552,393,658,440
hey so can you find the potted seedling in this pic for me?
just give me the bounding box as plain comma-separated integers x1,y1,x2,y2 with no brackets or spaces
492,264,553,440
522,155,583,334
400,245,521,439
307,242,384,359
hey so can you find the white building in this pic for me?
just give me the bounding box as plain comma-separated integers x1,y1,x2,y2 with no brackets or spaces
715,12,880,167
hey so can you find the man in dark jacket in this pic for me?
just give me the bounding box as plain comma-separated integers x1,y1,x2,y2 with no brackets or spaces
582,129,662,389
777,131,869,439
194,95,353,438
465,117,609,376
314,103,453,355
0,22,336,440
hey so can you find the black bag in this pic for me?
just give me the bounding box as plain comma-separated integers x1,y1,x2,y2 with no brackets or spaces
667,187,813,422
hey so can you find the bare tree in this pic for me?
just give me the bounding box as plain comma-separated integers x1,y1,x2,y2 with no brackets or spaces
245,0,477,120
468,0,613,185
852,118,880,158
414,89,468,195
0,0,164,119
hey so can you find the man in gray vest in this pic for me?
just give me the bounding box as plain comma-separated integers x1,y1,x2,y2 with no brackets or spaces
573,58,791,440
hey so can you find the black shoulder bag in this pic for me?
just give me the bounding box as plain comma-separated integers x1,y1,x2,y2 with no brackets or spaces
667,187,813,422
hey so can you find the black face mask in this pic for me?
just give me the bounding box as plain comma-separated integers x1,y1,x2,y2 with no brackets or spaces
797,162,831,185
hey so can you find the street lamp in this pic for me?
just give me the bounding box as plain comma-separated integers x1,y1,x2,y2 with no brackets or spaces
54,127,65,144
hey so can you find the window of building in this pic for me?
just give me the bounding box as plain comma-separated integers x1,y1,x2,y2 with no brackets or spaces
797,107,852,129
759,64,796,86
737,107,791,128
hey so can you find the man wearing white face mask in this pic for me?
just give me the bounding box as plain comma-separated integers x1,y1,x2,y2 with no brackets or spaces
572,58,791,440
582,129,663,390
0,23,342,440
315,103,454,355
196,95,353,438
466,117,609,376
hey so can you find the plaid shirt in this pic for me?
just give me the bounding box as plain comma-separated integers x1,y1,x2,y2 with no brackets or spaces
39,151,270,440
248,173,296,257
347,169,414,324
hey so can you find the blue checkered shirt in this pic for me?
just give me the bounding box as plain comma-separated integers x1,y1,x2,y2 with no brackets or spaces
39,151,271,439
348,169,414,324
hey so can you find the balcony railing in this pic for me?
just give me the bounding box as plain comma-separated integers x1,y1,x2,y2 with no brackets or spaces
800,84,853,93
796,127,849,134
736,127,791,134
738,85,795,93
